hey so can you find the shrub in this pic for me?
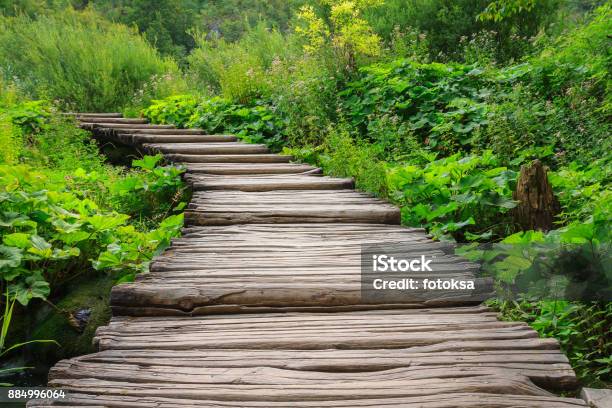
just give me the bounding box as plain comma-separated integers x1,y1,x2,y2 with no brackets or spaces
141,95,200,128
340,60,491,154
493,300,611,387
187,24,298,103
481,5,612,165
548,159,612,225
267,53,342,147
295,0,383,70
0,103,187,304
0,163,184,305
387,151,518,240
364,0,561,63
0,9,179,111
318,125,389,197
190,0,298,42
143,95,287,150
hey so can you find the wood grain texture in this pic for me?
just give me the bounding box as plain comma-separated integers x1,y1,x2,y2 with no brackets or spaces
78,117,148,124
166,153,293,163
185,163,320,175
28,393,588,408
144,142,269,155
29,114,585,407
118,134,237,144
185,190,399,225
187,174,355,191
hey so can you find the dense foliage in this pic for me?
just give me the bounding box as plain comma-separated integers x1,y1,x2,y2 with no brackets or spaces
144,95,286,149
0,90,186,382
0,9,183,112
0,0,609,389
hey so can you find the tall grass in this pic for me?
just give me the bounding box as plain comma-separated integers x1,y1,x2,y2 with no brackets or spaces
0,9,181,112
186,23,343,143
187,24,300,103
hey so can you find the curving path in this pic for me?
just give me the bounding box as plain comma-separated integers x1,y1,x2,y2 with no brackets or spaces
29,113,587,407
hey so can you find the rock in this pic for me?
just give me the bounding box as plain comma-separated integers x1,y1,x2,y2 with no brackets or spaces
581,388,612,408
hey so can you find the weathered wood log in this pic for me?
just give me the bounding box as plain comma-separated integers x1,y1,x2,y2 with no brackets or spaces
185,163,319,175
28,392,588,407
82,122,175,130
118,134,237,144
63,112,122,118
185,190,400,225
144,142,269,155
78,117,148,124
117,128,206,135
165,153,293,163
513,160,560,231
188,175,354,191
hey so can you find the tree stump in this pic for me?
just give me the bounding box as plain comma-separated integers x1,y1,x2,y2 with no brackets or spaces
513,159,560,231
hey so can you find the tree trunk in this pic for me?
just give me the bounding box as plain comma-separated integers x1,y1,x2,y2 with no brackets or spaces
513,159,560,232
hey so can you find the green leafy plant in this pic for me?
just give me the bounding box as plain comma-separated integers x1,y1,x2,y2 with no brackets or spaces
492,299,611,387
0,159,185,304
144,95,286,150
340,60,492,154
387,151,517,240
295,0,383,70
142,95,199,128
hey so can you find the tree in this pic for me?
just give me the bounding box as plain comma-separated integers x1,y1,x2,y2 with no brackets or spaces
295,0,383,71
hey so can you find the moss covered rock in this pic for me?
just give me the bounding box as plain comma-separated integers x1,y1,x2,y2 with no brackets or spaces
20,272,113,366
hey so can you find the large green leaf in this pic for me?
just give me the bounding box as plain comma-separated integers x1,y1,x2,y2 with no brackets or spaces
9,275,50,306
0,246,23,270
87,214,129,231
3,233,30,249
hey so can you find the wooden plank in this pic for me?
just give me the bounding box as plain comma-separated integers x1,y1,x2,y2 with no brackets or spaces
185,204,400,225
178,223,427,237
43,369,567,398
78,117,148,124
185,163,320,175
116,128,206,135
165,153,293,163
118,134,237,144
27,393,588,407
144,142,269,155
93,310,546,351
64,112,122,118
81,122,175,130
188,174,354,191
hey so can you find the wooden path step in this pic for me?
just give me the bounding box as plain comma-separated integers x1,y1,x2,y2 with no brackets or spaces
30,114,585,407
81,122,175,130
63,112,122,118
28,394,588,407
166,153,293,163
117,133,237,144
185,191,399,225
78,117,148,124
144,142,270,155
117,128,207,135
32,308,584,407
186,174,355,192
111,223,480,315
185,163,320,175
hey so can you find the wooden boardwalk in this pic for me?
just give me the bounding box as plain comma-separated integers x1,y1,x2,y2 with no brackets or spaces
30,114,588,407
